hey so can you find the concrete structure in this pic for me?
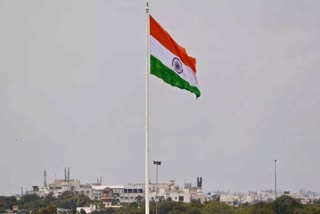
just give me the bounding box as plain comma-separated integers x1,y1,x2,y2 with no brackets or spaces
76,205,96,214
121,185,144,203
149,180,206,203
220,194,238,206
26,178,94,199
101,187,114,207
49,179,93,199
122,180,206,204
26,186,50,198
57,208,71,214
92,185,124,200
25,170,206,205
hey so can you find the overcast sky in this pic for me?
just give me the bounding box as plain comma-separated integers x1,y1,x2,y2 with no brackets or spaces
0,0,319,196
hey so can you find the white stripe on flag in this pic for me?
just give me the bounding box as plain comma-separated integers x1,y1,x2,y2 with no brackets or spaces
150,36,198,87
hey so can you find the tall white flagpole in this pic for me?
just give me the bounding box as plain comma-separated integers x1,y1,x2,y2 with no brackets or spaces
145,0,150,214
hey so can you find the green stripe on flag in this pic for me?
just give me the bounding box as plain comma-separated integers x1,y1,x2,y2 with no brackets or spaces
150,55,201,98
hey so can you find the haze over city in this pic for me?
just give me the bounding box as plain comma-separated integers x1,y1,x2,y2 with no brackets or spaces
0,0,319,196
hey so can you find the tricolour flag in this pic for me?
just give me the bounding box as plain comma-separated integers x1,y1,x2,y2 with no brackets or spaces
150,15,201,98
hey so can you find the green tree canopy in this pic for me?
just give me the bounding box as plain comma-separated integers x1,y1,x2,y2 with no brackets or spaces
273,195,302,214
202,201,234,214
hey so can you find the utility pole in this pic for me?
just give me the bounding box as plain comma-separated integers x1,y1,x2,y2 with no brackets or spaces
153,161,161,214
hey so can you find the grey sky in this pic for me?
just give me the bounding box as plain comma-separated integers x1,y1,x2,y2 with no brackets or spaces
0,0,319,196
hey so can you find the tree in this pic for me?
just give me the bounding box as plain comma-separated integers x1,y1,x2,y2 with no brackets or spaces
18,194,44,210
80,208,87,214
54,191,91,209
183,200,203,214
168,211,186,214
0,196,17,210
273,195,302,214
21,194,41,203
0,207,6,214
158,200,185,214
202,201,234,214
46,204,56,214
105,208,116,214
237,202,274,214
38,204,56,214
45,193,55,202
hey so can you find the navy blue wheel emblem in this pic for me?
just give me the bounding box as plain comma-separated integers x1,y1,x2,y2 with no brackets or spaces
172,57,183,74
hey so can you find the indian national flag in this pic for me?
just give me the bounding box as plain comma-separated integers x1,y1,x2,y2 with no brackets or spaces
150,15,201,98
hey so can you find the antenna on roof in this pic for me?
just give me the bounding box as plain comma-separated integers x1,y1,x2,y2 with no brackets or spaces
44,170,47,187
67,168,70,181
197,177,203,188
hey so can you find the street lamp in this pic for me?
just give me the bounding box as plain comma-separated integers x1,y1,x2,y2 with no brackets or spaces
153,160,161,214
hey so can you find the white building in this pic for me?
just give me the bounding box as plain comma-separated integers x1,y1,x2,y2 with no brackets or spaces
27,179,94,200
120,185,144,203
116,180,206,204
26,186,51,198
92,185,124,200
76,205,96,214
50,179,93,199
92,185,124,207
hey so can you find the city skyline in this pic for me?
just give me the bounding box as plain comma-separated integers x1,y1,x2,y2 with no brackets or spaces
6,167,320,197
1,0,320,196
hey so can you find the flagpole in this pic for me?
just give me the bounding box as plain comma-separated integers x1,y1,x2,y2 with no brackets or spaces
145,1,150,214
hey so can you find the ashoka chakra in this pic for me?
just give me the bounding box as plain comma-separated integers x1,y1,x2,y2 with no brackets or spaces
172,57,183,74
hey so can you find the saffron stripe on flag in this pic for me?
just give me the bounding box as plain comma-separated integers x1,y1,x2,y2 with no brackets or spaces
150,15,196,73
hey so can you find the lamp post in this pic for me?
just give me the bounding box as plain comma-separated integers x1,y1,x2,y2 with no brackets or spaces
153,161,161,214
274,160,277,200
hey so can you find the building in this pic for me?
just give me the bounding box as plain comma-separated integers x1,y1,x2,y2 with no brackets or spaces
149,180,206,203
25,169,206,205
50,179,93,199
26,186,50,198
26,169,94,200
92,185,124,204
57,208,71,214
120,185,144,204
121,179,206,204
76,205,96,214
